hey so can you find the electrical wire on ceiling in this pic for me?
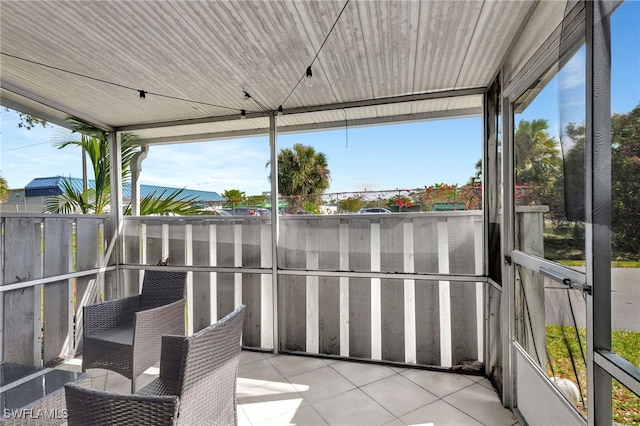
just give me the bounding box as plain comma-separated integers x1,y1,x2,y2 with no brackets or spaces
279,0,351,109
242,90,269,112
342,108,349,148
2,0,352,120
0,51,258,114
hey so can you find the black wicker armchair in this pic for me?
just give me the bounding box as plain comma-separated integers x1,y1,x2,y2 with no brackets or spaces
81,270,187,393
66,305,246,426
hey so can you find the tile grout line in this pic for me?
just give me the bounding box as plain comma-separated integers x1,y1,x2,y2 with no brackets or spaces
264,354,330,380
438,383,517,426
261,355,332,424
236,404,254,426
401,369,496,400
437,397,492,426
409,396,491,426
324,362,419,424
266,356,399,425
238,353,301,425
272,356,342,425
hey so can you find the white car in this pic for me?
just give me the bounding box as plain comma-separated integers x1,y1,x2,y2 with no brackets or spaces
358,207,392,214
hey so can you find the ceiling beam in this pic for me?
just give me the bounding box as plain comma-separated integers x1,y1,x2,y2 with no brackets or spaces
279,87,486,116
1,83,114,132
116,87,486,133
134,107,482,145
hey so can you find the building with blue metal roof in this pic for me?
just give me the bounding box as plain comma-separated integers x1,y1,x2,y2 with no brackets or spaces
24,176,223,202
2,177,224,213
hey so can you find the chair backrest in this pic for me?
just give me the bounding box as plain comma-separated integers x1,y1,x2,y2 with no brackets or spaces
65,382,179,426
139,270,187,311
173,305,246,425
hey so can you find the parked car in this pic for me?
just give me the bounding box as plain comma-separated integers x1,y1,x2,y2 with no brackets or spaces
224,207,271,216
358,207,392,214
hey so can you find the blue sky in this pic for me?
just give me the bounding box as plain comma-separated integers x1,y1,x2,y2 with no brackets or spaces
0,108,483,196
1,1,638,196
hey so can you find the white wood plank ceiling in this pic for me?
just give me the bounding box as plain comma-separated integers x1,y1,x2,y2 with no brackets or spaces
0,0,539,143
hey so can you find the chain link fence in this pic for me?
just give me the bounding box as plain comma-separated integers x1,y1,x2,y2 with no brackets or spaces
276,185,482,214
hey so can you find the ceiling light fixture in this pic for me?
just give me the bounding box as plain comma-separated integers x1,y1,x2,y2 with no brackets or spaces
277,105,284,116
240,109,246,120
304,66,313,87
138,90,146,106
243,91,251,101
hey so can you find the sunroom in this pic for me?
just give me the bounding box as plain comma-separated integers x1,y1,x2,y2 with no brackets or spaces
0,0,638,425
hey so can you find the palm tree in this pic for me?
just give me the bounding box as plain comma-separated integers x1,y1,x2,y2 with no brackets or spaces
515,119,561,185
45,117,138,214
0,174,9,203
222,189,245,214
514,119,561,205
46,117,200,215
274,143,330,213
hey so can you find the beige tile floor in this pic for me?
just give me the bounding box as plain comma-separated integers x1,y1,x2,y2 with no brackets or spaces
59,352,519,426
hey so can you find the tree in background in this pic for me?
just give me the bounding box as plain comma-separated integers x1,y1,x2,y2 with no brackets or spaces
469,119,562,213
457,183,483,210
274,143,330,213
338,196,362,212
4,107,48,130
611,103,640,258
46,117,199,215
302,198,322,214
413,183,481,211
4,109,46,204
222,189,246,214
0,175,9,203
45,118,138,214
558,122,586,244
245,194,267,207
468,159,482,186
514,119,562,206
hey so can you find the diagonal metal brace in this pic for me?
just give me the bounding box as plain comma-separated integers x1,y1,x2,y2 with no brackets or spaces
539,267,592,295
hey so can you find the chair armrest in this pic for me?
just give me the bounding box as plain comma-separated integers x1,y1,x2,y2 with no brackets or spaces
83,295,140,336
158,334,187,389
134,299,186,341
131,299,186,379
64,382,179,426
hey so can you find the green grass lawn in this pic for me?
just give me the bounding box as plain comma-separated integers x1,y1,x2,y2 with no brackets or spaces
546,325,640,424
544,231,640,267
556,259,640,268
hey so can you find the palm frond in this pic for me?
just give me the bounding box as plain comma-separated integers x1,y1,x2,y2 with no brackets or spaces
126,188,203,216
63,116,140,185
44,177,97,214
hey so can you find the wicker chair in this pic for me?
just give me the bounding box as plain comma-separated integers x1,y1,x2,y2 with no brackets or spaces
66,305,246,426
81,270,187,393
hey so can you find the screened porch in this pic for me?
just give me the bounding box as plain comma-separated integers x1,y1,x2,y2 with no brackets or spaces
1,1,639,425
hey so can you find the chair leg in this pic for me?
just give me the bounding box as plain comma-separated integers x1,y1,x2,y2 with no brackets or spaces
131,378,136,394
